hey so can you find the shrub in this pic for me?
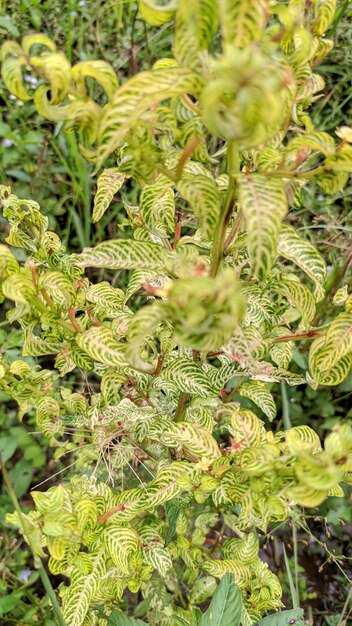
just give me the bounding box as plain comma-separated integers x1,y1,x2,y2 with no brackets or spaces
0,1,351,625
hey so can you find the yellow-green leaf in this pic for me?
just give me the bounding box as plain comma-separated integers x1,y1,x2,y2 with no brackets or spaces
239,174,288,280
93,169,126,223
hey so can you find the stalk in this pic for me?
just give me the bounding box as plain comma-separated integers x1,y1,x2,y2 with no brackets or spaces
210,141,239,277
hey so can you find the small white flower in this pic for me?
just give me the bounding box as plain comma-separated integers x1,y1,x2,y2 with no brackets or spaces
2,138,13,148
18,568,32,581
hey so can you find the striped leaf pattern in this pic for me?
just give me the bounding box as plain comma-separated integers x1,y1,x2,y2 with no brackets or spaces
313,0,337,35
274,278,316,326
174,0,218,68
239,175,288,280
97,68,200,166
177,173,221,237
62,551,106,626
161,358,216,398
76,326,127,367
140,178,175,234
139,0,177,26
220,0,267,48
239,381,276,422
92,169,126,223
77,239,174,272
165,422,221,460
143,543,173,576
277,224,326,302
103,526,140,574
286,131,335,157
309,313,352,385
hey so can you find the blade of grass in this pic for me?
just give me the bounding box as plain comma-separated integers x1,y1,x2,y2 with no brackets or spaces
283,544,299,610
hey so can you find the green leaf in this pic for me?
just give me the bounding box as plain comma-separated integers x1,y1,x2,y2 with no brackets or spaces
62,551,106,626
200,573,242,626
277,224,326,302
177,173,220,237
164,497,183,546
313,0,336,35
77,239,174,272
138,0,177,27
161,358,216,398
274,278,316,326
239,381,276,421
71,59,119,99
166,422,221,460
256,608,304,626
219,0,267,48
93,168,126,223
324,145,352,172
239,174,288,280
76,326,127,367
103,525,140,574
174,0,219,69
140,177,175,234
97,67,200,166
106,610,147,626
1,55,31,101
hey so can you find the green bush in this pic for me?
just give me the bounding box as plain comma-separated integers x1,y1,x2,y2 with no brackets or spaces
0,1,351,625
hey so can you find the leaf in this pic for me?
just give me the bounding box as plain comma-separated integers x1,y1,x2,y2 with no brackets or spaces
93,169,126,223
239,381,276,421
166,422,221,460
324,145,352,172
177,173,220,237
106,611,147,626
140,177,175,234
277,224,326,302
62,551,106,626
256,608,304,626
161,358,216,398
97,67,200,166
313,311,352,372
22,335,62,357
77,239,174,272
174,0,219,69
143,543,172,576
103,525,140,574
219,0,267,48
313,0,336,35
274,278,316,326
138,0,177,26
71,59,118,99
286,131,335,157
200,573,242,626
164,498,183,546
76,326,127,367
239,174,288,280
30,52,71,103
1,55,31,101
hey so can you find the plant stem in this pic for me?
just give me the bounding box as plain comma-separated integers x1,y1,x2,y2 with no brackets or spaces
281,381,292,430
175,392,189,421
1,458,67,626
210,141,239,277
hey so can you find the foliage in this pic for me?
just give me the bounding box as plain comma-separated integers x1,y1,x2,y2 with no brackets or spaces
0,1,352,626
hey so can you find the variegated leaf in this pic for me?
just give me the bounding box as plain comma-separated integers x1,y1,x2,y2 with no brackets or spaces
239,381,276,421
93,169,126,223
239,174,288,280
